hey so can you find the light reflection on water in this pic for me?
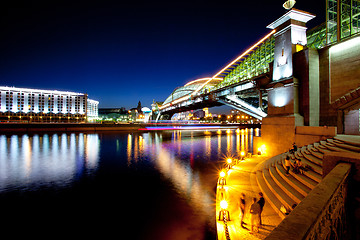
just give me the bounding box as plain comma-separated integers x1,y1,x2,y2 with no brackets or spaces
0,133,100,191
0,128,259,239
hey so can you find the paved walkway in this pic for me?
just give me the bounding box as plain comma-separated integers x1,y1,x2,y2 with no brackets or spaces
216,156,282,240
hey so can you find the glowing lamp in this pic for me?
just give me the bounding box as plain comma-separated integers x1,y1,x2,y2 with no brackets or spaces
220,171,226,178
220,200,228,210
258,144,267,155
218,200,231,221
227,158,232,164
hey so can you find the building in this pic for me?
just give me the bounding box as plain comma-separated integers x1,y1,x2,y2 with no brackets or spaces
0,86,99,122
98,108,129,122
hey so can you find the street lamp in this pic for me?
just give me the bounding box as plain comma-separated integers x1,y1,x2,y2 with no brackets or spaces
226,158,233,169
240,151,245,160
218,170,227,187
218,200,231,221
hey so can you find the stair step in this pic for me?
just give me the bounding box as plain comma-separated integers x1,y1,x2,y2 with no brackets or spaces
334,135,360,147
313,142,334,154
295,151,303,159
275,161,312,196
307,146,324,160
320,140,343,151
269,166,304,203
281,157,320,188
256,170,286,219
321,140,358,153
263,169,296,210
303,168,322,182
302,148,323,166
299,150,323,173
327,138,360,153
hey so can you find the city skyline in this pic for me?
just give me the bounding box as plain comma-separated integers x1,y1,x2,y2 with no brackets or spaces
1,0,324,110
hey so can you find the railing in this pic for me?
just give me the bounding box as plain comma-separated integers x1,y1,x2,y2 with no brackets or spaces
213,35,275,91
265,162,351,240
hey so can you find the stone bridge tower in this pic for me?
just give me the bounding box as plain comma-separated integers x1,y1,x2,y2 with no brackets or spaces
261,8,316,156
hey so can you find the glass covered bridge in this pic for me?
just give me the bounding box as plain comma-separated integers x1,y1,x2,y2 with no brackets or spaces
156,0,360,120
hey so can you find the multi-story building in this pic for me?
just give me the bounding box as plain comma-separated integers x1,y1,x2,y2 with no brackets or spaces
0,86,99,122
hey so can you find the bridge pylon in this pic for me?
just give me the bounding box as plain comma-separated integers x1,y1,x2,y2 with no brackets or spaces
259,8,316,157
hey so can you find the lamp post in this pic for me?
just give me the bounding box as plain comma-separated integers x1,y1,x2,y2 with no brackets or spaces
241,151,245,159
218,200,231,221
218,170,227,188
226,158,233,169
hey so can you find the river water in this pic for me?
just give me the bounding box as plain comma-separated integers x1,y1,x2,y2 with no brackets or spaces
0,128,258,239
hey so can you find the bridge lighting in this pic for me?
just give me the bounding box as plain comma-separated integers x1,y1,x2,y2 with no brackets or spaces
227,158,232,164
220,171,226,178
191,30,276,97
272,87,291,107
330,35,360,54
159,30,276,112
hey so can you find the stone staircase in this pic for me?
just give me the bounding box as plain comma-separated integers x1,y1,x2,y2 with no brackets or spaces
256,135,360,219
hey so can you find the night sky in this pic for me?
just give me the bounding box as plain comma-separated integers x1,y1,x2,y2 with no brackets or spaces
1,0,325,110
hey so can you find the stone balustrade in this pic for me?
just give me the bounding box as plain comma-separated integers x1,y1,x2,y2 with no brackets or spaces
265,162,351,240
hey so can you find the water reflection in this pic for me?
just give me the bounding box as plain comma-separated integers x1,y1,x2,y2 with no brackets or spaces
125,128,257,220
0,128,257,239
0,133,100,192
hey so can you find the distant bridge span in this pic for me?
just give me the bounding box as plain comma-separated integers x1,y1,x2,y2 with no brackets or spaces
155,30,276,120
154,4,360,139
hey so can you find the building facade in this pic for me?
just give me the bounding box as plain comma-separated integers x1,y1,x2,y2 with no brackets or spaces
98,108,130,122
0,86,98,122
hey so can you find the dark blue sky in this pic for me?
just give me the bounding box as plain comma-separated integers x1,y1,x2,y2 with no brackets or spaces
1,0,324,110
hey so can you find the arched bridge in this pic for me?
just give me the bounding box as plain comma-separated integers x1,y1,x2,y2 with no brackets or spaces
156,30,276,120
154,2,358,122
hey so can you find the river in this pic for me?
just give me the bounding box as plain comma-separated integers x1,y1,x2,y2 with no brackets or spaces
0,128,259,239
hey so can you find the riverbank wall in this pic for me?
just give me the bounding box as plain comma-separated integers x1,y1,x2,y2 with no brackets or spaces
0,123,261,133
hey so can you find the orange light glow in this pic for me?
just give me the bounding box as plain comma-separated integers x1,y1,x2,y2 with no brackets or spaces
220,200,228,210
184,77,222,87
190,30,276,96
220,171,226,178
258,144,267,155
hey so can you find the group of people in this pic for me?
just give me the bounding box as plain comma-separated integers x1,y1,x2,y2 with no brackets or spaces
285,142,306,175
239,192,265,233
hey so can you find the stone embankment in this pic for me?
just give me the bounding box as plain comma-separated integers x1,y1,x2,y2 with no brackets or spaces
216,135,360,240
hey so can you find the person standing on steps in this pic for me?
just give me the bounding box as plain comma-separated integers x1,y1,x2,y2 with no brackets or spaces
285,155,291,175
292,142,298,152
289,142,298,154
257,192,265,226
239,193,246,228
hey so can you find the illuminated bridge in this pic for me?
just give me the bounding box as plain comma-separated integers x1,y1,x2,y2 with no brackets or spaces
156,30,276,120
154,0,360,122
